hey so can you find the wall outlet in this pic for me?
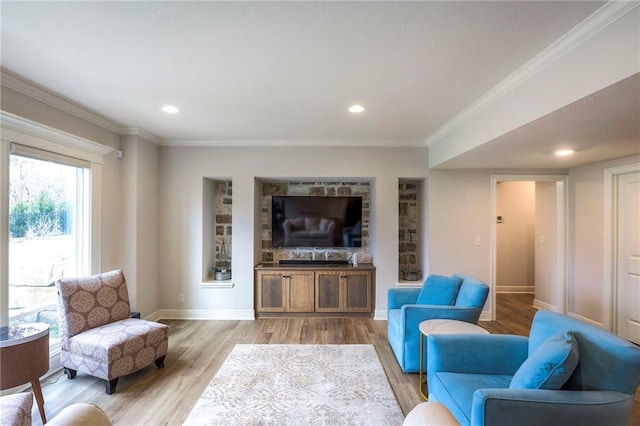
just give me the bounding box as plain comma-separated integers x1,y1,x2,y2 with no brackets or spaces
178,293,184,303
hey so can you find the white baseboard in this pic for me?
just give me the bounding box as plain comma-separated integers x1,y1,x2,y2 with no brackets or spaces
565,311,604,329
496,286,535,294
479,311,492,322
533,299,559,312
154,309,255,320
374,309,387,320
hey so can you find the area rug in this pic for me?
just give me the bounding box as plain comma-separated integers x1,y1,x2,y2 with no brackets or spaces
183,344,404,425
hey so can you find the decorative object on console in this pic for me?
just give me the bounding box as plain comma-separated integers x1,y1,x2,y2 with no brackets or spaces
56,269,169,394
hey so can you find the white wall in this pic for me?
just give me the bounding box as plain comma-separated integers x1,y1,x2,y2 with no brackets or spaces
568,154,640,326
158,146,429,319
534,181,558,309
496,181,535,292
120,135,160,315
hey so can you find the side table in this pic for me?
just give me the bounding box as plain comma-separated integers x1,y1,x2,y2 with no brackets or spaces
0,323,50,424
418,319,488,400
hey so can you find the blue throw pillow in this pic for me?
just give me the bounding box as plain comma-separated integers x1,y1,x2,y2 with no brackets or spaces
416,274,462,305
509,331,579,390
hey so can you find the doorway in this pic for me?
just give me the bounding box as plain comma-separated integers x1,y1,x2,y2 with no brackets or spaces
604,164,640,343
490,175,568,321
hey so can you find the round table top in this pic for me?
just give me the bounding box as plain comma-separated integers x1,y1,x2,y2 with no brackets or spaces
419,319,489,336
0,323,50,348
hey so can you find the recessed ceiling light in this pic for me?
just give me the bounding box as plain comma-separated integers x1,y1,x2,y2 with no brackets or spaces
162,105,180,114
348,105,365,113
554,149,575,157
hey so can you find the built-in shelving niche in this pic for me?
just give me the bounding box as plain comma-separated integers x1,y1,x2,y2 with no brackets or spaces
203,178,233,286
398,178,428,284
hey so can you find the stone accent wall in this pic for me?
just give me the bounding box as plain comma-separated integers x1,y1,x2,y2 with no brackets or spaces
261,181,370,263
214,180,232,270
399,181,421,280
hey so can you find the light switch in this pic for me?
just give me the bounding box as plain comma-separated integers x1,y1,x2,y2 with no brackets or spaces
475,236,482,246
540,235,545,244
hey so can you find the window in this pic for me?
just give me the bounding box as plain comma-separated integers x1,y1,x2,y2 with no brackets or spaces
1,113,111,368
8,147,90,348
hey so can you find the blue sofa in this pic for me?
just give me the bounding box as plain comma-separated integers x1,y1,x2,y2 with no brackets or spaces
427,310,640,426
387,273,489,373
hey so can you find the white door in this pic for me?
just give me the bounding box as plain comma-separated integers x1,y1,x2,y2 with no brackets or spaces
616,171,640,344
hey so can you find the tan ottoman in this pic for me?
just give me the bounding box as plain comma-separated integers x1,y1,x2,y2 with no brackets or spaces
403,402,459,426
47,403,111,426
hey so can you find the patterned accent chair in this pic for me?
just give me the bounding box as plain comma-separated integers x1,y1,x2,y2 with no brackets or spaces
56,269,169,394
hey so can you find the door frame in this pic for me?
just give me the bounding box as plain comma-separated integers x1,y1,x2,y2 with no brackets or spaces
490,174,568,321
603,163,640,332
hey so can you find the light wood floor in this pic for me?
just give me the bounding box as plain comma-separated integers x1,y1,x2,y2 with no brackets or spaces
29,294,639,425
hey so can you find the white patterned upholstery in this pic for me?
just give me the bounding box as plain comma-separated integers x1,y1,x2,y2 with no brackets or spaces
56,270,169,393
0,392,32,426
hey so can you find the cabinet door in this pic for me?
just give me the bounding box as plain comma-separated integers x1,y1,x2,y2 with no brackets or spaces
315,271,342,312
287,271,315,312
343,271,372,312
256,271,286,312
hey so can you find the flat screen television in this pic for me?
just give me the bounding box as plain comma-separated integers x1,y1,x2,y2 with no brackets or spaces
272,196,363,248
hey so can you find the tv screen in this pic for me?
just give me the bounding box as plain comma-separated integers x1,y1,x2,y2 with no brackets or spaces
272,196,363,248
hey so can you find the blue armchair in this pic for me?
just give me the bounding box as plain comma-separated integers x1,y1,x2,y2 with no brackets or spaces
427,310,640,426
387,273,489,373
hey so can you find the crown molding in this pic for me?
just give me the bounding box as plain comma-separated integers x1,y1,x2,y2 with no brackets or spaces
1,69,123,134
160,138,426,147
425,0,639,147
1,111,114,159
120,126,162,145
1,69,162,144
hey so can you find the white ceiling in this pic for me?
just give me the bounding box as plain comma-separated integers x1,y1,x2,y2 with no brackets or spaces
1,1,638,169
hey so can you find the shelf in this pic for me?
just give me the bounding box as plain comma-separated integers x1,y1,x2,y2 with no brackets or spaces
201,280,235,289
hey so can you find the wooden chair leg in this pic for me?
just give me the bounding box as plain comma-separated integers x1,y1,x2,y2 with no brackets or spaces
31,379,47,424
155,355,166,368
105,378,118,395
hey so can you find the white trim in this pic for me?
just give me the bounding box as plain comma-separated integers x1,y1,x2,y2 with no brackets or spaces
490,174,568,321
496,286,534,294
395,280,423,288
533,298,558,313
374,309,387,321
155,309,255,320
566,311,604,329
478,311,492,322
0,141,9,327
120,127,162,145
201,280,235,289
160,138,426,148
1,112,113,163
555,179,568,315
1,71,122,134
426,1,639,147
603,163,640,332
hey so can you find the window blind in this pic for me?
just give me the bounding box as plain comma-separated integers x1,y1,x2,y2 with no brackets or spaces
10,142,91,169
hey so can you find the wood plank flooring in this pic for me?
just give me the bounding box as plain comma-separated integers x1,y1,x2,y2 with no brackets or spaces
29,294,639,425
